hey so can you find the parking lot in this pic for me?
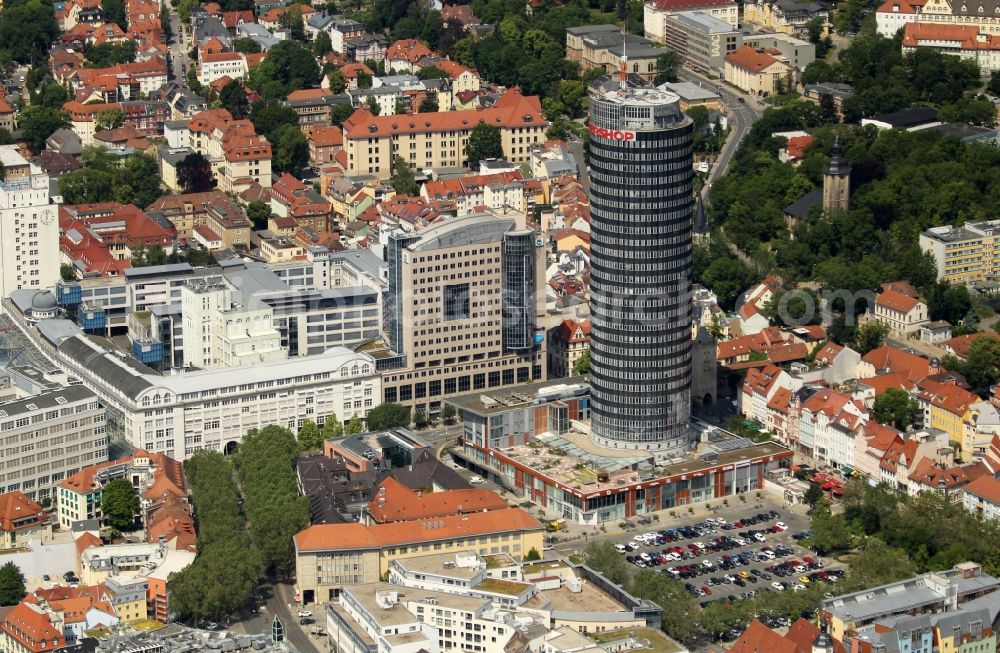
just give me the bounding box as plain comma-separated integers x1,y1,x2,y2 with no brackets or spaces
609,508,846,609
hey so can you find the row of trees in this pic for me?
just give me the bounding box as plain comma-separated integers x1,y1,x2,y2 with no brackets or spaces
169,451,261,621
809,479,1000,577
297,404,414,450
235,426,311,580
57,147,164,207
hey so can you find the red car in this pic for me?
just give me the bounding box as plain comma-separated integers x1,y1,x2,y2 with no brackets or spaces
701,586,712,596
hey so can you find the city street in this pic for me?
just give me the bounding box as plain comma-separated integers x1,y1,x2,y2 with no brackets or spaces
231,583,324,653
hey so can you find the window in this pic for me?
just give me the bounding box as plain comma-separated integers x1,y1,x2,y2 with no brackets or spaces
443,283,470,320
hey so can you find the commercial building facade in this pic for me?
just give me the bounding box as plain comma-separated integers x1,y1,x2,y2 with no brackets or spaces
919,220,1000,283
664,11,742,74
586,85,694,453
644,0,739,44
380,214,546,418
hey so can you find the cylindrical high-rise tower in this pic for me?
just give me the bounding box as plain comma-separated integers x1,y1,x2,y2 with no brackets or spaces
587,85,695,455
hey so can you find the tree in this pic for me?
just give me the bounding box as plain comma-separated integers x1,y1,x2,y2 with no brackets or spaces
942,337,1000,397
849,539,916,588
101,478,139,531
345,415,365,435
653,51,681,84
322,414,344,439
298,419,323,450
357,70,373,89
219,80,250,119
313,30,332,57
442,404,457,425
926,282,971,324
572,349,591,376
273,123,309,173
630,571,698,643
95,108,126,132
0,0,60,64
60,263,76,281
394,98,407,114
583,541,629,586
331,103,354,127
465,122,503,168
990,71,1000,96
366,95,380,115
523,547,541,561
19,105,70,154
233,37,263,53
853,321,889,355
872,387,920,430
84,41,136,67
391,156,419,196
328,69,346,94
102,0,128,29
366,402,411,430
417,65,447,80
0,562,26,606
251,102,299,140
176,152,215,193
246,200,271,230
804,482,824,507
279,4,305,41
418,94,438,113
810,500,853,554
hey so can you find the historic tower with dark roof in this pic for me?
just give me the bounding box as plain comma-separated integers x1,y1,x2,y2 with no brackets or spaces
822,136,851,212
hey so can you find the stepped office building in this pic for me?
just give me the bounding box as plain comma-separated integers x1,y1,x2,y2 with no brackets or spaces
587,84,695,455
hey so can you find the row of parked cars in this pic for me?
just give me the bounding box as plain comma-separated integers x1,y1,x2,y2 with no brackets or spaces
616,511,784,555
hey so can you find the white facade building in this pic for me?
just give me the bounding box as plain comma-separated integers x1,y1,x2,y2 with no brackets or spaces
53,335,381,459
0,365,105,502
0,146,61,298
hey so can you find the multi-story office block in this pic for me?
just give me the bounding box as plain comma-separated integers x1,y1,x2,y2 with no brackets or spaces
380,214,546,417
0,146,60,297
587,84,695,454
0,366,106,502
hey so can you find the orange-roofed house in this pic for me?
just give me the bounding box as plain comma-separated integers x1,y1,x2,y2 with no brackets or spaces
876,0,927,37
724,46,791,96
907,458,989,499
28,585,119,640
734,275,781,336
915,378,996,459
385,38,434,73
362,477,508,524
307,125,343,166
0,602,66,653
867,288,929,337
341,89,547,179
857,345,932,384
903,23,1000,77
547,318,590,379
293,506,544,604
854,421,902,479
779,134,813,164
0,492,51,549
944,332,1000,360
963,474,1000,521
740,364,796,426
434,59,481,94
339,62,374,90
198,49,248,86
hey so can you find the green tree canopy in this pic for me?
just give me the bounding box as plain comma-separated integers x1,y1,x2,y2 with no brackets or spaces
101,478,139,531
297,419,323,450
465,122,503,168
0,562,26,606
0,0,60,64
872,387,920,430
653,51,681,84
629,570,698,643
246,200,271,230
19,105,70,154
583,541,628,586
391,156,419,196
219,80,250,119
345,415,365,435
366,403,411,430
177,152,216,193
272,123,309,173
572,349,591,376
95,108,127,132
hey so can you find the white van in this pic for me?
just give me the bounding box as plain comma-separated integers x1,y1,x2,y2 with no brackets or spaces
615,544,628,554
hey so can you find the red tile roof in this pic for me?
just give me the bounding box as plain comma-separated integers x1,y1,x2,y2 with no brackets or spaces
964,474,1000,505
908,459,988,489
295,507,542,551
366,477,508,523
917,378,978,417
0,603,66,653
344,89,544,139
646,0,735,9
785,134,813,159
309,125,343,148
725,46,784,73
946,332,1000,360
876,0,926,12
863,373,914,396
556,318,591,344
903,22,1000,50
861,345,931,384
875,289,920,313
0,492,46,533
386,38,433,64
729,620,800,653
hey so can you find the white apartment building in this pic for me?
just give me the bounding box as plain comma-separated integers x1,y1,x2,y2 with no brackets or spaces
868,289,929,337
198,52,248,86
328,583,516,653
0,369,106,502
963,476,1000,521
0,146,61,298
179,277,287,370
644,0,739,43
53,334,381,459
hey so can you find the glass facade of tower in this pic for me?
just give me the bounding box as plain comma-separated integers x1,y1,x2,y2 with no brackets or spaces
501,230,538,352
587,87,695,454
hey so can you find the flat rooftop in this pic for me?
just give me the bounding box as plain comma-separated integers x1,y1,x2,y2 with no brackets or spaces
447,376,589,417
498,424,788,494
539,581,627,613
395,551,484,580
590,627,686,653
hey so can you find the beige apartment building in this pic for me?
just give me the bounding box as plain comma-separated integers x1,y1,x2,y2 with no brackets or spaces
724,45,793,96
381,214,547,418
920,220,1000,284
341,90,546,178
